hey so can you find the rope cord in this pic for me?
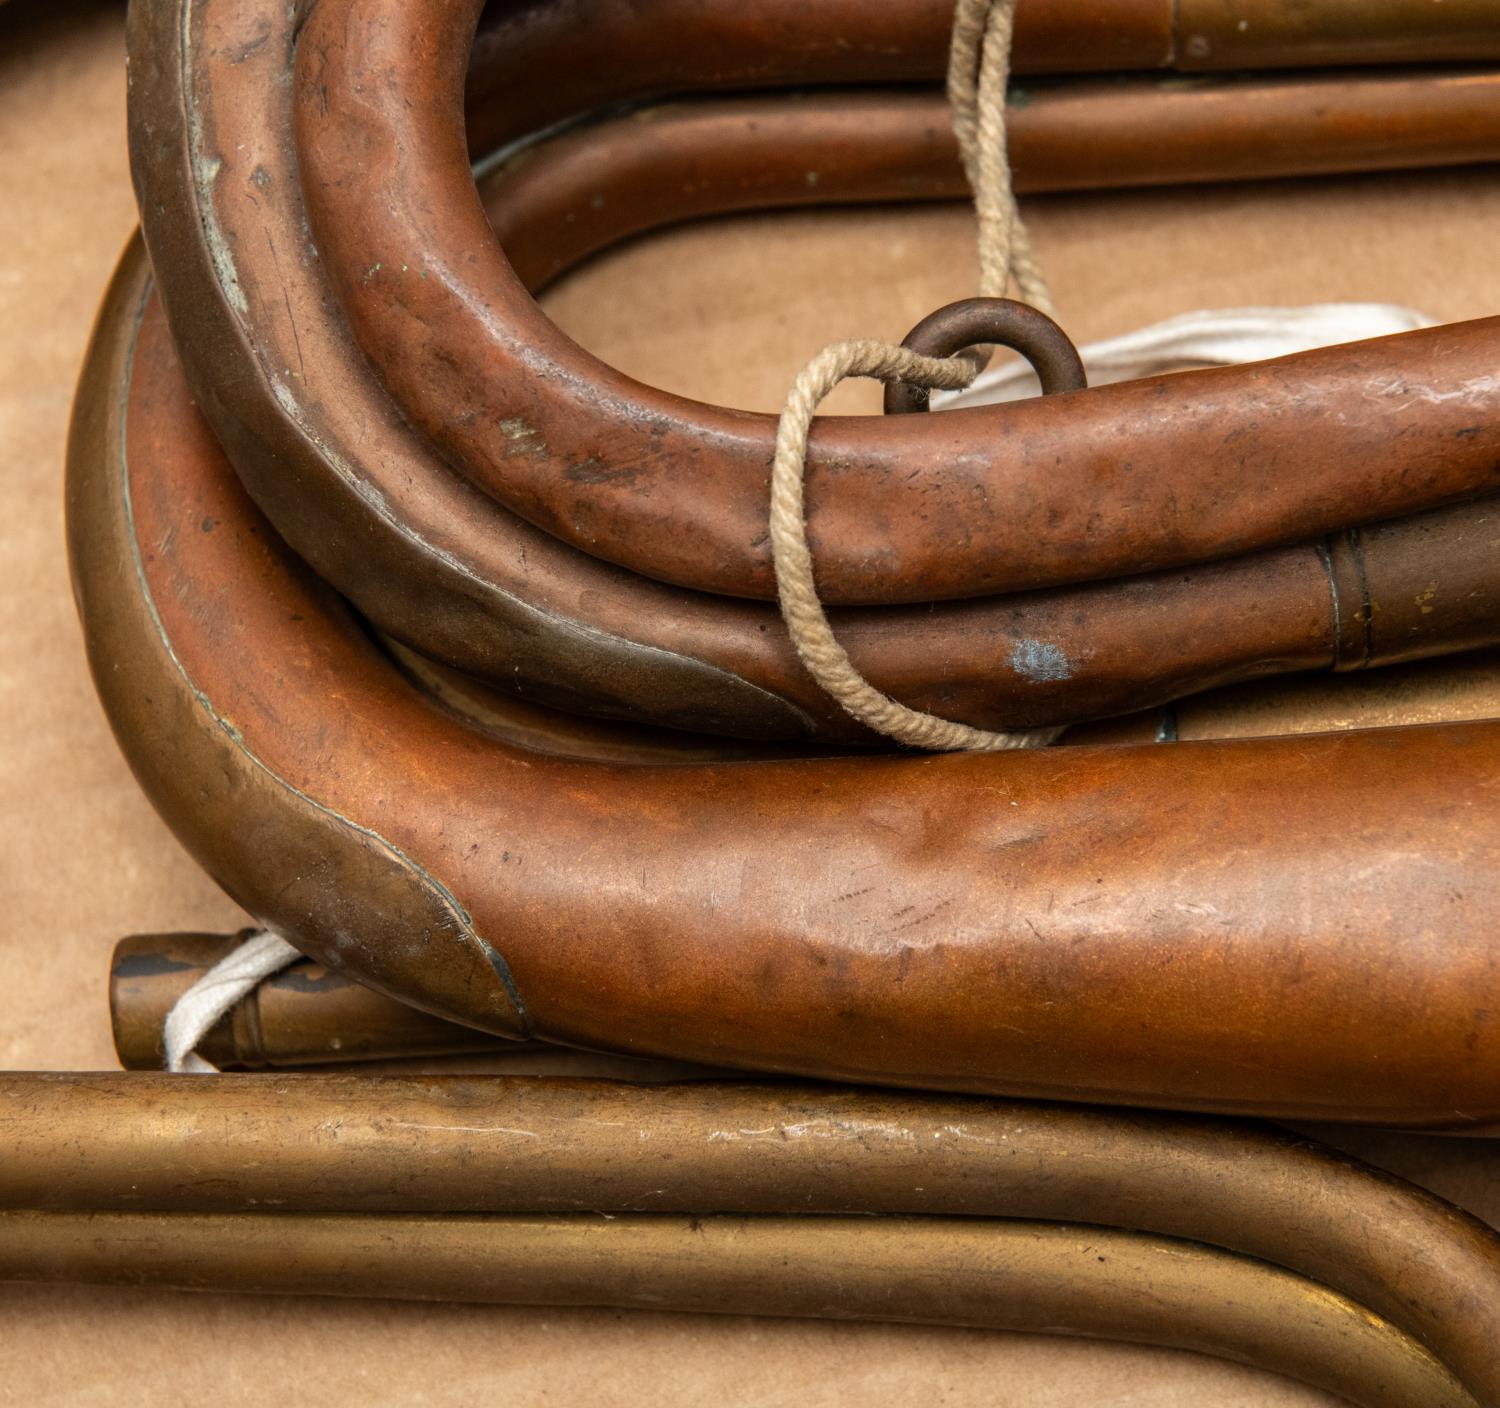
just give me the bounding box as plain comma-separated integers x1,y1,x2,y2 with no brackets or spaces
769,0,1059,751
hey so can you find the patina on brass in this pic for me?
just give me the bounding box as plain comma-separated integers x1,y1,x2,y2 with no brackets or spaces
0,1212,1473,1408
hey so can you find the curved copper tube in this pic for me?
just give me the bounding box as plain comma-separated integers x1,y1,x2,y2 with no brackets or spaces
126,0,1500,739
489,79,1500,293
3,1074,1500,1405
460,0,1500,165
56,3,1500,1388
66,245,1500,1127
293,0,1500,605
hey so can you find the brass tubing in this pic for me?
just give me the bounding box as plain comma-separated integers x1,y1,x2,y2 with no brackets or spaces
0,1211,1474,1408
490,78,1500,293
109,933,520,1070
108,932,725,1078
4,1074,1500,1402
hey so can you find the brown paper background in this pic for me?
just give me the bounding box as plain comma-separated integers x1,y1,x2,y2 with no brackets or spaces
3,1,1499,1401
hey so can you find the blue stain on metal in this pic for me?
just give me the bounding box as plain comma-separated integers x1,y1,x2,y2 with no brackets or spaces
1010,638,1074,683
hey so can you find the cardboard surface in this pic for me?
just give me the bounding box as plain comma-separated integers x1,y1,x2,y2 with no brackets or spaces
2,2,1499,1401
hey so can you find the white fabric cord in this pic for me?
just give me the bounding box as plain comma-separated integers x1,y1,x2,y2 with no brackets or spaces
940,303,1436,409
162,930,302,1073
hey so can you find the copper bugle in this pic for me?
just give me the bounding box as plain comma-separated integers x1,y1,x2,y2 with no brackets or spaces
66,242,1500,1127
48,0,1500,1396
0,1212,1473,1408
126,0,1500,739
3,1073,1500,1404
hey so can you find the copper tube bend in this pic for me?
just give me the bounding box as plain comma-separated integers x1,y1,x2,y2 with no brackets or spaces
125,0,1500,739
66,241,1500,1129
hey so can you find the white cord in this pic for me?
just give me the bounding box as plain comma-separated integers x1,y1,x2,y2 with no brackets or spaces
939,303,1436,408
162,930,302,1073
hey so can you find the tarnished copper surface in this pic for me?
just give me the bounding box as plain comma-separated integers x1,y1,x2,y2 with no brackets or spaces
489,77,1500,292
124,0,1500,738
66,243,1500,1126
293,0,1500,604
2,1074,1499,1405
460,0,1171,157
44,0,1500,1393
1175,0,1500,72
461,0,1500,156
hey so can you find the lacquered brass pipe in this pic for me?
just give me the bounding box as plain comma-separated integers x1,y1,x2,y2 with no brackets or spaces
0,1211,1473,1408
3,1074,1500,1404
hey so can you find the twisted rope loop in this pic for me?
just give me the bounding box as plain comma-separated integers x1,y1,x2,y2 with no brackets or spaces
770,0,1058,752
948,0,1054,314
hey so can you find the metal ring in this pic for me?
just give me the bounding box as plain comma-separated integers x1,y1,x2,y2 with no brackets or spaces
884,296,1087,414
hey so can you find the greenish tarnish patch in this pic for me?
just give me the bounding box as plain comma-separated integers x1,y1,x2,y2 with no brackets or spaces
1010,638,1073,683
1007,87,1031,109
